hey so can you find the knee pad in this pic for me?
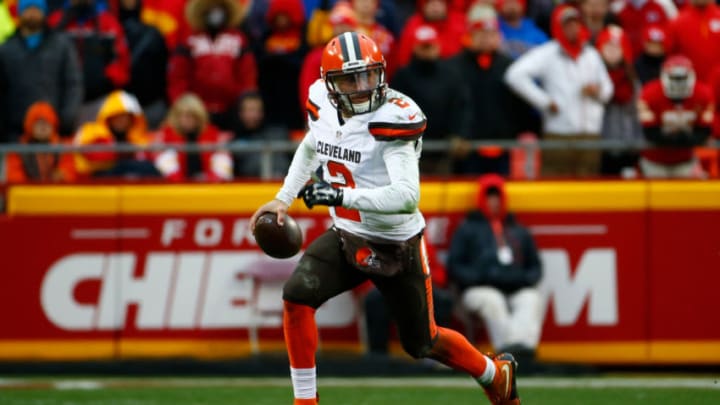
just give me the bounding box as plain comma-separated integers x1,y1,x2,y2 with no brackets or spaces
282,259,323,308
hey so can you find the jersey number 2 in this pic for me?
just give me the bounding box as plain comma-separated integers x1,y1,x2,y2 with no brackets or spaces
327,161,361,222
388,97,410,109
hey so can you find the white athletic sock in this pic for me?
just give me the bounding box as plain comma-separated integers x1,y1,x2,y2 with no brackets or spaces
290,366,316,399
475,355,496,386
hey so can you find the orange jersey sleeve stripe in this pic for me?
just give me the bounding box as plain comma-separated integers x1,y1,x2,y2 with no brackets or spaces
306,99,320,121
369,120,426,141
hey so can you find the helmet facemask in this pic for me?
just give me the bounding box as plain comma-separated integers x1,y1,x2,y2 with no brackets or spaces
661,66,695,101
325,63,387,116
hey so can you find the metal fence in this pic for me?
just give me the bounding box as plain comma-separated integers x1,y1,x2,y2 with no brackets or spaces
0,138,717,182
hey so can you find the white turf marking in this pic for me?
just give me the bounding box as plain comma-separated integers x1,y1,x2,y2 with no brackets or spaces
0,377,718,390
53,381,104,390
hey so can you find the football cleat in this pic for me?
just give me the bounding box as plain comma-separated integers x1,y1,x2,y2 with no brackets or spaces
483,353,520,405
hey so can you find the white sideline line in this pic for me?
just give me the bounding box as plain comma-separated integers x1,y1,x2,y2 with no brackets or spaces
53,381,104,390
70,228,150,240
1,377,718,390
529,225,608,235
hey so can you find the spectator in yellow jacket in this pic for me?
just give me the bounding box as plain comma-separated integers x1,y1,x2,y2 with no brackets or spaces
73,90,159,179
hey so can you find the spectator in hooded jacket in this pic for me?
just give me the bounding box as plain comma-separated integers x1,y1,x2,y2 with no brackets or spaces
391,24,467,175
596,24,642,175
5,102,76,182
168,0,257,131
395,0,466,68
667,0,720,84
505,5,614,177
117,0,168,130
497,0,548,59
448,174,543,361
635,25,669,84
48,0,131,124
448,4,537,176
73,90,158,178
258,0,307,133
0,0,83,142
153,93,234,181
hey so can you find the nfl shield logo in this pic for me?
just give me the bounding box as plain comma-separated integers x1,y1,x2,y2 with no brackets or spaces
336,130,342,139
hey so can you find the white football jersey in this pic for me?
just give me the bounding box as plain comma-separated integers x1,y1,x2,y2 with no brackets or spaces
276,79,427,241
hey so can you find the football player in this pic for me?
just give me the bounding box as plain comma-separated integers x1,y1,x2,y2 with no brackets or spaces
250,32,521,405
637,55,714,178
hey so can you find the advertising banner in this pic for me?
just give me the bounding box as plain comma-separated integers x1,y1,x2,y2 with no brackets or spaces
1,181,718,364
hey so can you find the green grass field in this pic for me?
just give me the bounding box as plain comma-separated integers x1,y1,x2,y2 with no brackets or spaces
1,376,719,404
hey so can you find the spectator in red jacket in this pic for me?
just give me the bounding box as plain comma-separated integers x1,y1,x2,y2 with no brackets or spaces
154,93,234,181
395,0,466,68
637,55,714,178
668,0,720,83
610,0,675,58
168,0,258,131
596,24,642,175
48,0,131,124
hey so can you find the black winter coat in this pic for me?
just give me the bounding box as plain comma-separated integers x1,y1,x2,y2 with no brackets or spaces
448,211,542,294
0,29,83,140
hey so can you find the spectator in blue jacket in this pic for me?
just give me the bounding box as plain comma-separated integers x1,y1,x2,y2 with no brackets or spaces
497,0,548,59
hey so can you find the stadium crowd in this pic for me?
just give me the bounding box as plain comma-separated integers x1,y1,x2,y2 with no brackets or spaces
1,0,719,182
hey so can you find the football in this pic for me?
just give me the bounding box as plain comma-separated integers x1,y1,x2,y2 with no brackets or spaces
253,212,303,258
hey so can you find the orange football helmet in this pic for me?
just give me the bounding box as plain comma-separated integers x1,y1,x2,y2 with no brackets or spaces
321,32,387,115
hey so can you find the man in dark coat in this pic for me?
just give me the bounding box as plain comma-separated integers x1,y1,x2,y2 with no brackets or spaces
445,5,537,175
391,23,469,175
118,0,169,129
0,0,82,141
448,174,543,359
